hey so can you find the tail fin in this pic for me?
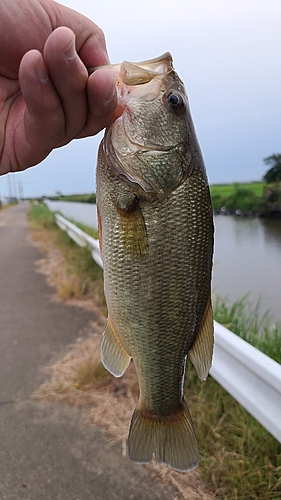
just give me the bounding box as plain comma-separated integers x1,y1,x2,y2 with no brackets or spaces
128,401,199,472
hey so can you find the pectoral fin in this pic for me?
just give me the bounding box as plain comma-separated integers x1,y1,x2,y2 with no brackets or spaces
101,318,131,377
189,296,214,381
117,197,148,258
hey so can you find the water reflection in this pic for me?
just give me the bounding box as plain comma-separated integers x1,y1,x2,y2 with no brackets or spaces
259,217,281,249
213,215,281,323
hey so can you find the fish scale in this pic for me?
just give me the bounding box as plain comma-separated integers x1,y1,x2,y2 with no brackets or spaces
96,53,214,472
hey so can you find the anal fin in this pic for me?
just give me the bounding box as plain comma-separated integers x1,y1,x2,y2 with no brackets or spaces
189,295,214,381
101,318,131,377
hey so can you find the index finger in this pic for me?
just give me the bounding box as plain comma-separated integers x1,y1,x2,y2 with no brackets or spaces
55,3,110,68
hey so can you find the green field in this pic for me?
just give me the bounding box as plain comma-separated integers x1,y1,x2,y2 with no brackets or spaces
48,193,96,203
209,182,266,212
210,182,264,198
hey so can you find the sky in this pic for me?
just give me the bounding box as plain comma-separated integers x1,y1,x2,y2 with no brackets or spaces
1,0,280,198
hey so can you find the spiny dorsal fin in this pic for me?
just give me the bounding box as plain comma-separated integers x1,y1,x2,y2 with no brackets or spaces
189,296,214,381
101,318,131,378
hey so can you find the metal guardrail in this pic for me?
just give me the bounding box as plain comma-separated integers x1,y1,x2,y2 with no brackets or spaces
55,213,103,269
210,322,281,442
55,213,281,443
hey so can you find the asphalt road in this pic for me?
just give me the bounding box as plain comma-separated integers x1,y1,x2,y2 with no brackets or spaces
0,203,175,500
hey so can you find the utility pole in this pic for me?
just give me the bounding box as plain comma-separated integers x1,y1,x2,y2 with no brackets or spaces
7,174,13,203
12,174,18,203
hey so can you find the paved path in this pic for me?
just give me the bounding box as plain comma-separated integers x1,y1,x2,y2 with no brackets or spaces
0,203,175,500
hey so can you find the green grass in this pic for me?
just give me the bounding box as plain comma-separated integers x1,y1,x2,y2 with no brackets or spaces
210,183,265,212
213,294,281,364
210,182,264,199
48,193,96,203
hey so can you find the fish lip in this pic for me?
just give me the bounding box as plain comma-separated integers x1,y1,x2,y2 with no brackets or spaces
88,52,173,77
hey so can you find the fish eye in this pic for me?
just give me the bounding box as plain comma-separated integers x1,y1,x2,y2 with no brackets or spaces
164,90,185,115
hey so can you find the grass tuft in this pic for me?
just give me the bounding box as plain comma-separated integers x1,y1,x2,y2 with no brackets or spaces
213,294,281,363
74,358,112,389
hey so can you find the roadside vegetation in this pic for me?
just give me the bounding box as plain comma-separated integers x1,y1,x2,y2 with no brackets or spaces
48,192,96,203
0,202,14,211
28,201,104,309
210,182,264,213
29,201,281,499
211,154,281,216
213,294,281,364
210,181,281,217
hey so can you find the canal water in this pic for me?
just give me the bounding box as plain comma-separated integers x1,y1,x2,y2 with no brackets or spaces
45,200,98,228
46,200,281,324
213,215,281,324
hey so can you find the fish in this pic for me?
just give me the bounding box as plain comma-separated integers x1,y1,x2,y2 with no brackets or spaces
95,53,214,472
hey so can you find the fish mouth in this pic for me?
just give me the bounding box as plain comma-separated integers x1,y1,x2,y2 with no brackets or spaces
98,53,189,200
104,53,176,126
88,52,173,82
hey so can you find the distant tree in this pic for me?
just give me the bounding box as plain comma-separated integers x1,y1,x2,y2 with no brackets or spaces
260,183,281,216
263,154,281,183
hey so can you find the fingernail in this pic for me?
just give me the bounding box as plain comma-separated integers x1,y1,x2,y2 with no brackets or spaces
34,54,49,84
106,78,117,104
64,37,77,61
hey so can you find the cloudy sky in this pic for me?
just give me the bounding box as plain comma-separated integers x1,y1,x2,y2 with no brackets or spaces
1,0,280,198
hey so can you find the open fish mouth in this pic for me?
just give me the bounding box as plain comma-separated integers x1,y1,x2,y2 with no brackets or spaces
88,52,174,82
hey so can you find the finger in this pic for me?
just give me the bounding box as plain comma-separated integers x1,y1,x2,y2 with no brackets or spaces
77,68,117,138
18,49,66,166
43,27,88,140
54,3,110,68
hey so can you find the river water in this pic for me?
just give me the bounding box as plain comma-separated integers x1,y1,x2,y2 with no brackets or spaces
46,200,281,324
45,200,98,228
213,215,281,323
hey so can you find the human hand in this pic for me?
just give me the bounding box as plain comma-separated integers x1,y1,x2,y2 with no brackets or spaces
0,0,117,175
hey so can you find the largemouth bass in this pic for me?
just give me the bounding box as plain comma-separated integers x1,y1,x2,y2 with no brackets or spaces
96,53,214,472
